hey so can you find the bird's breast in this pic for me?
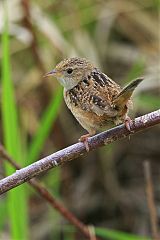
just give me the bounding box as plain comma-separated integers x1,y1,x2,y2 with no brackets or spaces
63,88,115,131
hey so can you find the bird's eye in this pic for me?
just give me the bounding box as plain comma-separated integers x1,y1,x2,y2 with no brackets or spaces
67,68,73,74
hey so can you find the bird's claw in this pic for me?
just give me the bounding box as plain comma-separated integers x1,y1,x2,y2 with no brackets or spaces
79,134,90,152
124,116,134,132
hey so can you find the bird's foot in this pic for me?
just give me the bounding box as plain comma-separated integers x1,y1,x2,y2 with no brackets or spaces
124,116,134,132
79,134,91,152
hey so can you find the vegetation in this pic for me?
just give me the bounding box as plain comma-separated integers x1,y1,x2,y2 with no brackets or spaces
0,0,159,239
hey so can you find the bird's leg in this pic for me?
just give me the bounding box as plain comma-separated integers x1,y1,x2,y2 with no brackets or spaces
79,130,96,152
124,115,133,132
79,134,90,152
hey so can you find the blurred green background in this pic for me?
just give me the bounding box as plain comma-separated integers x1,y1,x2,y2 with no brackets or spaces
0,0,159,239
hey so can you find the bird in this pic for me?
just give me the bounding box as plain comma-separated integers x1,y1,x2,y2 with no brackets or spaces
45,57,143,151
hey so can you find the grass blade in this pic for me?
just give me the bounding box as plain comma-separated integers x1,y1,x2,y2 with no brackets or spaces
1,6,28,239
95,227,151,240
27,87,63,164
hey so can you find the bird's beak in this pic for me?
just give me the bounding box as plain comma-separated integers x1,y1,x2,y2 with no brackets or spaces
44,69,57,77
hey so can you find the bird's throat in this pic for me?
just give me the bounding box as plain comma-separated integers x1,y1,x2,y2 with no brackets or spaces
58,77,79,91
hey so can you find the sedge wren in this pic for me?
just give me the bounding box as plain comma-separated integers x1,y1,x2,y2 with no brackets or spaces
45,57,143,151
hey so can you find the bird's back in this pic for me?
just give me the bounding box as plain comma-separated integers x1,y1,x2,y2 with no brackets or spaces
64,69,124,132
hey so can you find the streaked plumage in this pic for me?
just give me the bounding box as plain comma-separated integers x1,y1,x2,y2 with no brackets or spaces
45,57,143,150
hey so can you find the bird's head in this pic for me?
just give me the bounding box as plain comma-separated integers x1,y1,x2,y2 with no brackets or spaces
45,57,95,90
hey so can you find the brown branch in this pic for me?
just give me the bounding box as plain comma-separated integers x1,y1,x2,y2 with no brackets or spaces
0,110,159,195
143,161,160,240
0,145,99,240
21,0,67,149
21,0,45,73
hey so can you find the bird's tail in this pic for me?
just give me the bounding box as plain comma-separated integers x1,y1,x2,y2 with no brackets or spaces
113,77,143,108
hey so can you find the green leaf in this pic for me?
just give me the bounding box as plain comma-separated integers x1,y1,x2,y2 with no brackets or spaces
1,5,28,239
47,225,151,240
0,201,7,230
96,227,151,240
27,87,63,164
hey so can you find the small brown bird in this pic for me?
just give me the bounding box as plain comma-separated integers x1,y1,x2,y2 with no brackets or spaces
45,57,143,151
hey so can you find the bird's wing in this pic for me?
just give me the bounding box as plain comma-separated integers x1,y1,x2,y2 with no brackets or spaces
85,71,121,117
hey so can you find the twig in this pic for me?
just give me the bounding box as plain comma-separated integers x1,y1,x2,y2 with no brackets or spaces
0,145,99,240
21,0,67,149
0,110,159,195
143,161,160,240
21,0,45,73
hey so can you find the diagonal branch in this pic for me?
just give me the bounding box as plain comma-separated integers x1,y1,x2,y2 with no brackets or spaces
0,145,98,240
21,0,45,73
0,110,160,195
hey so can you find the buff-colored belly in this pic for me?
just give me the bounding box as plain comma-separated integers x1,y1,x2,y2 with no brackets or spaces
63,89,126,134
68,103,113,134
